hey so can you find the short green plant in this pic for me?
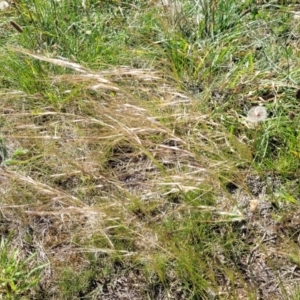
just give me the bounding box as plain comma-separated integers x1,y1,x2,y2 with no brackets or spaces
0,235,47,299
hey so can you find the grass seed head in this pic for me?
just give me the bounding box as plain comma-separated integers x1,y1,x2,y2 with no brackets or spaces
246,106,267,123
0,1,9,11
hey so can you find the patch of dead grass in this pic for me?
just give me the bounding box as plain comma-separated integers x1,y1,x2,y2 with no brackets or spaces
0,48,299,299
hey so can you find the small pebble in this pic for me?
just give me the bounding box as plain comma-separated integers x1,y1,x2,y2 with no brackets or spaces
249,199,259,212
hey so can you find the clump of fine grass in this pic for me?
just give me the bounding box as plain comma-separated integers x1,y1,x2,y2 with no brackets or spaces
0,233,47,299
0,0,300,299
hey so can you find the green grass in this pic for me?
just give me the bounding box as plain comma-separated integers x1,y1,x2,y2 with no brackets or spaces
0,0,300,299
0,234,46,299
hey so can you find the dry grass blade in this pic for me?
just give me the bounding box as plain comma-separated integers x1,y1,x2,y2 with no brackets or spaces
9,47,161,92
9,47,119,91
50,74,119,91
98,66,161,81
0,168,85,207
10,47,89,73
78,247,137,256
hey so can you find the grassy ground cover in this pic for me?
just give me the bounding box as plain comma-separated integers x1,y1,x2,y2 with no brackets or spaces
0,0,300,299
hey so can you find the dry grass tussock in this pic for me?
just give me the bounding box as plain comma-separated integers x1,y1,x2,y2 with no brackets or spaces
1,0,300,297
0,49,249,296
3,46,300,299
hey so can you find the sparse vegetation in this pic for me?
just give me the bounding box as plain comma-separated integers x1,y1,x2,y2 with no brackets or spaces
0,0,300,299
